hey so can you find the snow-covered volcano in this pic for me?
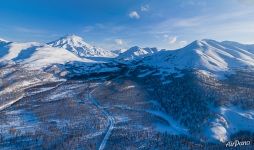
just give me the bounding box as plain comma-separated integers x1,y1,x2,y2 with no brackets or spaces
48,35,116,58
142,39,254,76
0,41,94,69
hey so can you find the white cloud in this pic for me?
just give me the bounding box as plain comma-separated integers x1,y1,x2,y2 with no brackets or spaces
168,36,177,44
115,39,124,45
146,8,254,46
141,4,150,12
129,11,140,19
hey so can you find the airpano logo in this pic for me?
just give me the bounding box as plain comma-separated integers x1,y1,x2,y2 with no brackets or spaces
225,140,251,147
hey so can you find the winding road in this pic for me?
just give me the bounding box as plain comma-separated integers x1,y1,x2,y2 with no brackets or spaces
1,80,115,149
88,83,115,150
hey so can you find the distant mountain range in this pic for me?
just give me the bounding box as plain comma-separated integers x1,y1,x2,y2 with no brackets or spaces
1,35,254,77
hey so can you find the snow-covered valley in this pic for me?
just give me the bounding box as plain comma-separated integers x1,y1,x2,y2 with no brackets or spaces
1,36,254,149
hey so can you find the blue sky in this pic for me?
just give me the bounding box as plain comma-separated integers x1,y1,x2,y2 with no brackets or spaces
0,0,254,49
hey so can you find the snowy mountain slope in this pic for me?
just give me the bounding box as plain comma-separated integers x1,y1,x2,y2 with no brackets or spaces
21,46,94,69
0,42,42,61
117,46,159,61
205,106,254,142
0,41,94,69
142,39,254,76
48,35,116,58
221,41,254,53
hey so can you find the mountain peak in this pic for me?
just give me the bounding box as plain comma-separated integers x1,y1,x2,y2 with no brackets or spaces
183,40,205,50
143,39,254,77
48,35,116,58
128,46,142,51
183,39,218,50
130,46,141,49
111,48,127,55
0,38,9,43
117,46,159,61
63,34,84,42
51,34,89,47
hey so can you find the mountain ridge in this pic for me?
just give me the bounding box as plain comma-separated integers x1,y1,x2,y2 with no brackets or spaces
141,39,254,77
1,36,254,76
